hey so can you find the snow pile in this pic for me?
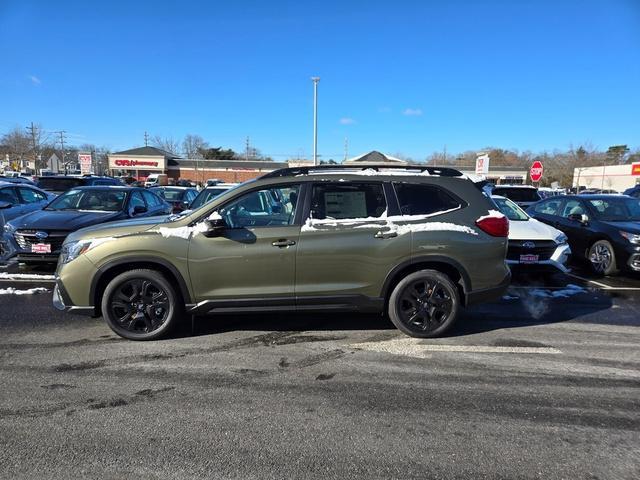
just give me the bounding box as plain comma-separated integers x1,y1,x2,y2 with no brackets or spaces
0,287,49,295
0,272,55,280
158,221,209,239
476,209,506,222
528,284,585,298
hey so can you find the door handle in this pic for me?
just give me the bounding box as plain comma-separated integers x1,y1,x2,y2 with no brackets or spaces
374,230,398,239
272,239,296,247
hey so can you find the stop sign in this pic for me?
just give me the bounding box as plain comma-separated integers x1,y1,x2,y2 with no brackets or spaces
530,161,543,182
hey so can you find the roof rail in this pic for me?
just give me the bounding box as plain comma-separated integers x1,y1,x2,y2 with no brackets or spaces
261,164,464,179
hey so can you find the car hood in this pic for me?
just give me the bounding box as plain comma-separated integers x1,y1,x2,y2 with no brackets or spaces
602,221,640,234
508,217,562,241
66,215,169,243
8,209,122,231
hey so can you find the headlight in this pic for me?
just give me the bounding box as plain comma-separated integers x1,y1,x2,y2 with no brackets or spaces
620,231,640,244
3,223,15,234
554,233,568,245
60,237,114,264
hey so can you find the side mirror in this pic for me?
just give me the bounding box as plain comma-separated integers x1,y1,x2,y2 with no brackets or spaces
568,213,588,224
132,205,147,215
203,212,227,237
0,202,12,210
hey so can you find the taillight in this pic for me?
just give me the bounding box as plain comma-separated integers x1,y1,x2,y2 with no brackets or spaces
476,215,509,237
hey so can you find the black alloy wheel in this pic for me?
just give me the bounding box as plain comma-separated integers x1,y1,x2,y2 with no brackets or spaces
388,270,460,338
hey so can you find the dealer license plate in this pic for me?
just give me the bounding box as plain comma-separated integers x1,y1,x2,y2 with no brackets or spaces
519,254,539,264
31,243,51,254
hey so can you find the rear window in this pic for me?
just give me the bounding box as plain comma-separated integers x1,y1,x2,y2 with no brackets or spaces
493,187,540,203
394,183,461,216
310,183,386,219
151,188,184,202
38,177,84,191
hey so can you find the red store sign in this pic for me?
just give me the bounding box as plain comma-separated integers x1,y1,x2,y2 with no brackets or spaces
114,159,159,168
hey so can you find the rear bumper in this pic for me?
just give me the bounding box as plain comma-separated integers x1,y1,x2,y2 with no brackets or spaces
53,281,95,316
465,270,511,306
506,243,571,273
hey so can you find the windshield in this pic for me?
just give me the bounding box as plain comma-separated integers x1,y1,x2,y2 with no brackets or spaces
45,189,126,212
38,177,84,191
587,197,640,221
150,188,185,202
493,187,540,202
190,188,231,209
493,197,529,221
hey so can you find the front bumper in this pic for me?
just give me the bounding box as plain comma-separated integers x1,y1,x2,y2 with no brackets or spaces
53,280,96,316
506,243,571,273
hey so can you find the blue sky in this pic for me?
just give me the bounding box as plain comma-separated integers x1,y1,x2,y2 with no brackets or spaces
1,0,639,160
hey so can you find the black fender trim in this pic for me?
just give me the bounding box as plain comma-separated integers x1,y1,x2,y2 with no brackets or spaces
90,256,193,306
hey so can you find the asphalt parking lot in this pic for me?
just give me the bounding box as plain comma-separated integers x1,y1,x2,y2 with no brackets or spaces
1,261,639,479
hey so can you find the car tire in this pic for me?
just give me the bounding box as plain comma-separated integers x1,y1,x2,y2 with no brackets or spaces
588,240,618,276
101,269,182,340
388,269,460,338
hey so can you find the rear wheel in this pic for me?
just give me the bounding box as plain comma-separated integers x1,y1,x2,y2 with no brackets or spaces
101,269,182,340
588,240,618,276
388,270,460,338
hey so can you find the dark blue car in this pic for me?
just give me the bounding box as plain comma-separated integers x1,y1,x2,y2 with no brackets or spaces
527,194,640,275
623,185,640,199
1,186,171,264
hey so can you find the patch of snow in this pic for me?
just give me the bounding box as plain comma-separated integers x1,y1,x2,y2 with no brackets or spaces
476,209,506,222
0,287,49,295
502,295,520,301
528,284,586,298
157,221,209,239
208,211,222,221
0,272,56,280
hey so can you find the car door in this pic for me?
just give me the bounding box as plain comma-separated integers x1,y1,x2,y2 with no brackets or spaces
188,183,302,304
0,186,23,222
127,190,149,217
16,187,48,216
295,181,411,306
556,198,592,257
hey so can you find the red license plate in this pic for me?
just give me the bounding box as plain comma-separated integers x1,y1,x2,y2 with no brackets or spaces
31,243,51,254
519,254,539,264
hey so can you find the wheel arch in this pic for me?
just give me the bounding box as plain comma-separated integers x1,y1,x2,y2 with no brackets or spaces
90,257,192,316
381,256,471,308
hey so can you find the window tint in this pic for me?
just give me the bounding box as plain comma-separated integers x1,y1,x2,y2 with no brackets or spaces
492,187,540,202
534,199,562,216
46,189,126,211
562,199,585,217
38,177,83,191
0,187,19,204
18,187,46,203
310,183,386,220
142,190,161,207
129,191,146,210
394,183,461,216
220,185,300,228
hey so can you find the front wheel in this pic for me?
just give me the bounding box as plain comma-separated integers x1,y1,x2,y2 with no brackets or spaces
388,270,460,338
588,240,618,276
101,269,182,340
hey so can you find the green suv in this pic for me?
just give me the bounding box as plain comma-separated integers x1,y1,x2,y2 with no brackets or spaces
53,165,510,340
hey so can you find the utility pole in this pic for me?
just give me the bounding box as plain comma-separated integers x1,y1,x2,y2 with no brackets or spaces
26,122,39,173
144,131,149,146
57,131,66,175
245,136,250,161
344,137,348,162
311,77,320,165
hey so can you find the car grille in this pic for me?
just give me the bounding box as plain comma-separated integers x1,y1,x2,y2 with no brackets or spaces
14,230,68,253
507,240,557,261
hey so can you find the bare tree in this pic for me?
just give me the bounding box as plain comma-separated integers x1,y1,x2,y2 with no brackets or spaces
181,134,207,158
151,135,180,155
1,127,31,170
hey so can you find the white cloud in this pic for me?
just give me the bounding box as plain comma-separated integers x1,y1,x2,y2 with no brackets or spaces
339,117,356,125
403,108,423,116
28,75,41,85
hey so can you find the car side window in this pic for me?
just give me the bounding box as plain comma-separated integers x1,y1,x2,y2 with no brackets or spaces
220,185,299,228
18,187,46,203
129,191,146,210
393,183,461,216
310,182,386,220
561,199,585,217
142,190,160,207
0,187,19,204
534,199,562,216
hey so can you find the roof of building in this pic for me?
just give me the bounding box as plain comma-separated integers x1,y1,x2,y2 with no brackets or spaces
344,151,408,165
112,146,181,159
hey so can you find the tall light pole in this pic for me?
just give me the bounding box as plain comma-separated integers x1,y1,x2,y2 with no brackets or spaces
311,76,320,165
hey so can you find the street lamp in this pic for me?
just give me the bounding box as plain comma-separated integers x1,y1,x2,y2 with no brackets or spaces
311,77,320,165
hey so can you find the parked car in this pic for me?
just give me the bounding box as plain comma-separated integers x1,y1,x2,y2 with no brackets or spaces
491,195,570,273
623,185,640,199
144,173,168,187
0,175,37,186
489,185,542,210
149,186,199,213
580,188,619,195
0,182,56,258
53,164,511,341
189,183,239,210
2,186,171,264
37,175,121,195
527,194,640,275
